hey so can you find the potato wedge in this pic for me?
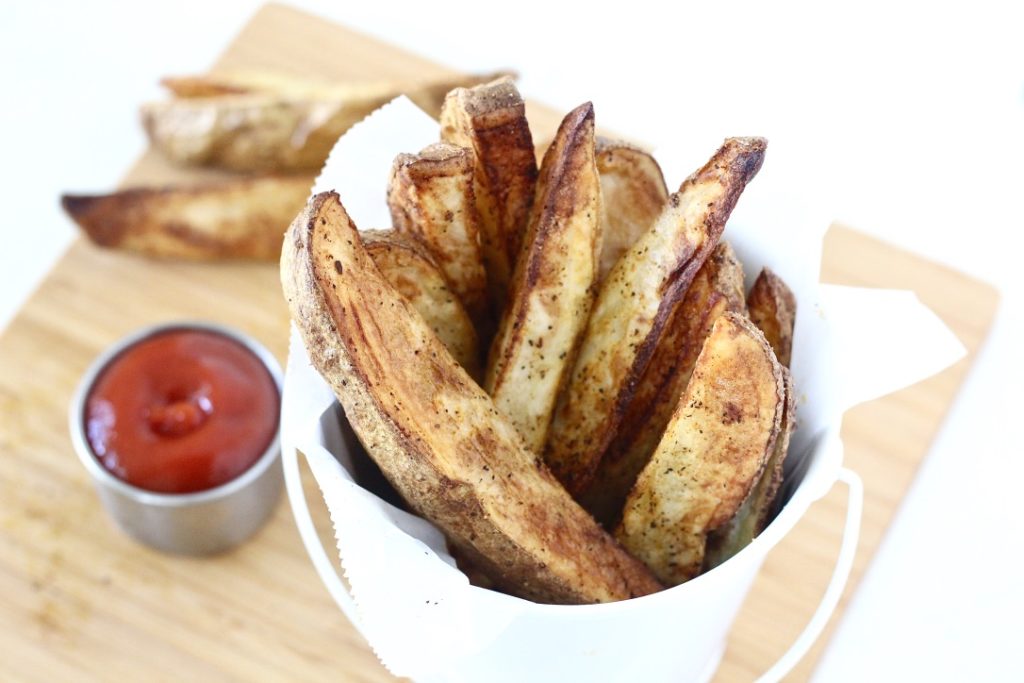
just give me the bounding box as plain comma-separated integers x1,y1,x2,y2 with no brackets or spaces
61,176,312,260
160,69,512,117
544,137,767,495
361,229,481,379
595,137,669,282
747,267,797,368
440,78,538,310
704,369,795,570
580,242,746,524
616,313,785,585
387,143,487,321
145,72,512,172
484,103,602,454
281,191,662,604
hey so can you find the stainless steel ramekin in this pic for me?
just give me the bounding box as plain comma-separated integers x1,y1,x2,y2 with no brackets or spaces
69,321,283,555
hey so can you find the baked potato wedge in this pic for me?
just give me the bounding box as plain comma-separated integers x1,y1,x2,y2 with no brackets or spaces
580,242,746,524
747,267,797,368
160,69,512,117
595,137,669,282
484,103,602,453
61,175,312,260
145,72,513,172
281,191,662,604
362,229,481,379
544,137,767,495
704,369,795,570
387,143,487,321
616,313,786,585
440,78,538,310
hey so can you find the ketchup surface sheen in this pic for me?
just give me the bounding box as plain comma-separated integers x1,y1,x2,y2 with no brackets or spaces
85,329,279,494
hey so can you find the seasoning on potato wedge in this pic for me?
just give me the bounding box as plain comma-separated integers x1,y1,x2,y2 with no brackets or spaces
362,229,481,379
281,191,662,604
594,137,669,282
61,175,312,260
387,143,488,322
580,242,746,525
485,102,602,454
617,313,786,585
543,137,767,496
704,369,795,570
440,78,538,311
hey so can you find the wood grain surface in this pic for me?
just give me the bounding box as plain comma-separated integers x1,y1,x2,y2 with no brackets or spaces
0,4,998,681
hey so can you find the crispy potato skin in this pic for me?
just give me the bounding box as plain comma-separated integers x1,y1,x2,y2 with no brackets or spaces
616,313,785,585
485,103,602,454
704,369,794,570
440,78,538,311
362,229,481,379
581,242,746,525
544,137,767,496
595,137,669,282
61,176,312,260
145,72,512,172
387,143,488,321
281,191,662,604
747,267,797,368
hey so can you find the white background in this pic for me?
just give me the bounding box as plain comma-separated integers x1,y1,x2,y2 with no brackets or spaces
2,1,1022,679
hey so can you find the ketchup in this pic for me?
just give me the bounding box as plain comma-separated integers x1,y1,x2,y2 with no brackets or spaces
85,329,279,494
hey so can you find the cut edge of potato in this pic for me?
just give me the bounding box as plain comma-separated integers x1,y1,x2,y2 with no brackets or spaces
361,228,482,380
484,102,602,454
616,312,786,585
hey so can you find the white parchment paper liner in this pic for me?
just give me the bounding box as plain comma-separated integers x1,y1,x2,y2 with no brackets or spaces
281,97,966,678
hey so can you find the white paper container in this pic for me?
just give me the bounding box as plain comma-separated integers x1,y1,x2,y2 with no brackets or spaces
280,97,965,683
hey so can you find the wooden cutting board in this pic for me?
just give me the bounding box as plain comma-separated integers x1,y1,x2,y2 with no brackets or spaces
0,4,998,681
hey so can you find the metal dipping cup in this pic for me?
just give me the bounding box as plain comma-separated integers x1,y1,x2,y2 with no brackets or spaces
69,321,283,555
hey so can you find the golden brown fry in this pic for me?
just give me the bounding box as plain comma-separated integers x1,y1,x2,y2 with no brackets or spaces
616,313,785,585
704,369,795,570
544,137,767,496
484,103,602,454
145,72,514,172
595,137,669,282
747,267,797,367
281,191,662,604
61,175,312,260
387,143,487,321
580,242,746,525
440,78,538,310
362,229,481,379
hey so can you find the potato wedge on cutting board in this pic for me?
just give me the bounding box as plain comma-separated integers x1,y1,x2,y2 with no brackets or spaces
440,78,538,310
595,137,669,282
61,175,312,260
580,241,746,524
543,137,767,496
281,191,662,604
617,313,786,585
361,229,481,379
387,143,488,322
145,71,511,172
484,103,602,454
